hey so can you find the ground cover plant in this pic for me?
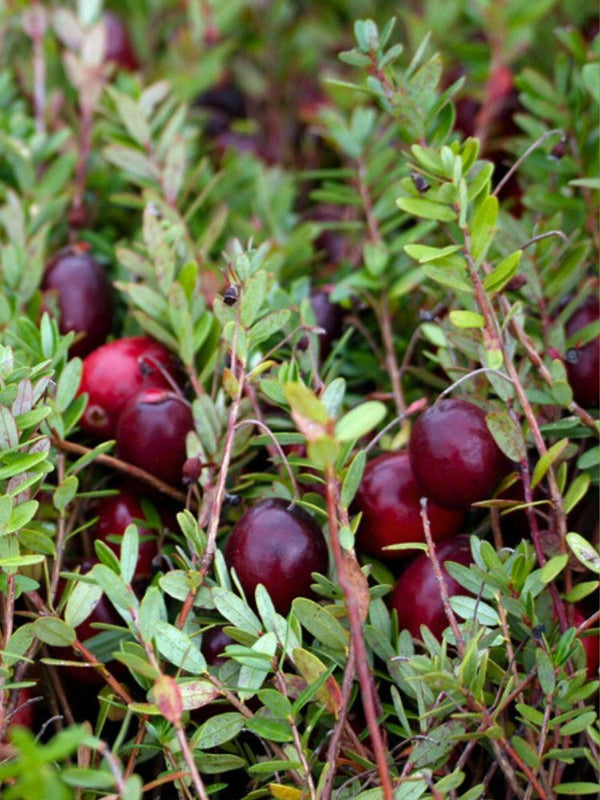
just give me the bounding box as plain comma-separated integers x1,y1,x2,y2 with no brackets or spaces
0,1,598,798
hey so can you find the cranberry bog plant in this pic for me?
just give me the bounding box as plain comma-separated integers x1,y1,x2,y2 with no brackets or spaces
0,1,598,799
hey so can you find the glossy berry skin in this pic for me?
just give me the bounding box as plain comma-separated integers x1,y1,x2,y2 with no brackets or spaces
354,452,464,559
42,246,113,358
390,535,473,640
103,11,138,71
78,337,181,439
409,399,510,511
224,498,328,614
115,388,193,485
565,296,599,408
94,487,161,578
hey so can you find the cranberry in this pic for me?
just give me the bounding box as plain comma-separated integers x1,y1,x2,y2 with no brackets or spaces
4,687,36,735
565,296,599,408
354,452,464,559
94,487,164,578
409,399,510,511
78,337,182,439
202,627,234,667
42,246,113,358
390,535,473,640
224,498,328,614
571,605,599,680
103,11,138,71
115,388,193,485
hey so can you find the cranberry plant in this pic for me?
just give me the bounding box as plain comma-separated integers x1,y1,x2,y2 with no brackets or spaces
0,2,598,800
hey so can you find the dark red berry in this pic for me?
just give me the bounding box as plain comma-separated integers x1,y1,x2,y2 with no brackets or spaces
202,627,234,667
409,399,510,511
103,11,138,71
224,498,328,614
571,604,599,680
354,452,464,559
390,535,473,640
565,296,599,408
115,388,193,485
42,246,113,358
4,687,36,735
78,337,182,439
94,487,163,578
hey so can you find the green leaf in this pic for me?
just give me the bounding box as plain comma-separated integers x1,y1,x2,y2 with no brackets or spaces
396,196,456,222
120,523,139,585
53,476,78,511
581,63,600,102
335,401,386,442
483,251,522,293
284,382,330,425
469,195,498,262
566,532,600,574
404,243,462,263
531,439,569,489
560,711,597,736
211,586,262,635
449,310,485,329
32,616,76,647
246,715,294,742
241,270,267,327
422,264,474,294
91,563,138,622
485,411,526,462
64,581,104,629
555,783,600,796
540,554,569,585
291,598,349,651
563,473,590,514
55,358,82,412
249,309,291,348
193,712,245,749
341,450,367,508
155,621,207,674
535,647,556,695
449,596,499,627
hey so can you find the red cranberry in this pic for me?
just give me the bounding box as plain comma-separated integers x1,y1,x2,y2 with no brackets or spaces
103,11,138,71
78,337,182,439
94,487,164,578
409,399,510,511
354,452,464,559
115,388,193,485
571,605,599,681
565,296,599,408
390,535,473,640
202,627,234,667
4,687,36,735
42,246,113,358
224,498,328,614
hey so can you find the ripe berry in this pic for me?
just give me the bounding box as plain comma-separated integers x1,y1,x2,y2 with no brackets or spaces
115,388,193,485
224,498,328,614
202,627,234,667
390,535,473,640
42,246,113,358
78,336,182,439
409,399,510,510
4,687,36,735
103,11,138,71
565,296,599,408
94,487,163,578
354,452,464,559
